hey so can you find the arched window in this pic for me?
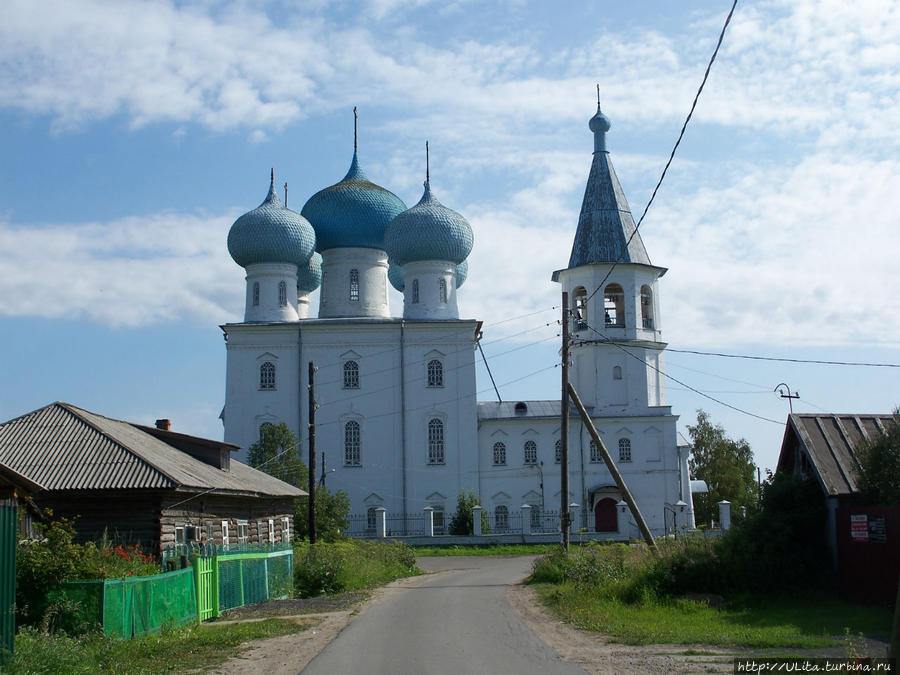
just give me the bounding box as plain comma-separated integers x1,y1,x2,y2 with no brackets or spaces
438,278,447,303
259,422,274,439
428,418,444,464
604,283,625,327
573,286,588,331
524,440,537,465
494,505,509,532
554,439,561,463
343,360,359,389
618,438,632,462
278,280,287,307
412,279,419,304
640,285,654,329
259,362,276,390
366,506,377,533
349,269,359,301
613,366,622,380
590,440,601,463
427,359,443,387
492,442,506,466
252,282,260,306
530,505,541,530
344,421,361,466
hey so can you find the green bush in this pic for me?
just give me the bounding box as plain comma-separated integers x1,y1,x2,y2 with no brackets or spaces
293,539,418,597
448,489,490,535
16,519,158,628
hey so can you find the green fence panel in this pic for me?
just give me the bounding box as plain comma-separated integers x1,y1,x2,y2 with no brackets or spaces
56,581,105,633
193,556,218,621
101,580,129,638
215,548,293,613
1,502,16,666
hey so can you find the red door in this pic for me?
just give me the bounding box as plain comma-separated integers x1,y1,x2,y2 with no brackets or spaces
594,498,617,532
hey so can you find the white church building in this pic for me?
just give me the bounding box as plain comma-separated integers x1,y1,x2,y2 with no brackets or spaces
220,104,695,536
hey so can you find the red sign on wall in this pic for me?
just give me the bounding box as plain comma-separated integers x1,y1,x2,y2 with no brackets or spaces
850,514,868,542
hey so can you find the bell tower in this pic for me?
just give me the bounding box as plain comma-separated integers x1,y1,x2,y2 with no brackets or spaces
553,101,669,414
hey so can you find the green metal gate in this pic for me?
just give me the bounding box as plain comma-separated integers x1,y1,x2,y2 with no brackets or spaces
1,495,17,666
193,556,218,621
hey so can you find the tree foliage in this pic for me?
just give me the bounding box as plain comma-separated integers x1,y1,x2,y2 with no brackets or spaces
294,485,350,542
855,412,900,504
448,489,490,535
246,422,350,541
687,410,757,526
246,422,308,488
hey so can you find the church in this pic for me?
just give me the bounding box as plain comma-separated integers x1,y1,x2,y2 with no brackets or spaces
220,103,695,536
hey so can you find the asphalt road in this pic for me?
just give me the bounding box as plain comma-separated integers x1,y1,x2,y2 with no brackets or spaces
300,555,587,675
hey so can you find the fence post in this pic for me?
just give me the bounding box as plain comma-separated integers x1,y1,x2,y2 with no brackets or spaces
521,505,532,536
473,505,482,537
375,507,387,538
616,500,629,538
718,500,731,531
424,506,434,537
569,503,579,534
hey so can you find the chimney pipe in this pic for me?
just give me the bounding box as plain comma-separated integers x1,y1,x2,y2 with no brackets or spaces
155,419,172,431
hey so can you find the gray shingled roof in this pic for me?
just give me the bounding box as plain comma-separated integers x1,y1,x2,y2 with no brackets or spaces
567,151,650,268
777,413,894,497
0,402,304,498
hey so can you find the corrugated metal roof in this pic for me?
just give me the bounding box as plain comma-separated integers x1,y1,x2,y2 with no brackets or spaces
0,402,303,498
779,413,894,497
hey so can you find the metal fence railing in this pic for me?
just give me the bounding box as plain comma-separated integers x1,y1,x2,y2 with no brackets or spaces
345,509,574,537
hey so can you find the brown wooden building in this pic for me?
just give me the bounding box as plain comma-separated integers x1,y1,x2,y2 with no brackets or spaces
0,402,305,554
776,413,898,604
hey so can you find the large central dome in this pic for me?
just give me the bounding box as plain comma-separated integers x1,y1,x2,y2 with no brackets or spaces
301,152,407,252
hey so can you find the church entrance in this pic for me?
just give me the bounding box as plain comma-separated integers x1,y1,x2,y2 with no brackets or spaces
594,497,617,532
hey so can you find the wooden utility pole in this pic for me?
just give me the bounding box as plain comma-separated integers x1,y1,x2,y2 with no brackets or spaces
308,361,317,544
567,382,659,555
560,292,570,550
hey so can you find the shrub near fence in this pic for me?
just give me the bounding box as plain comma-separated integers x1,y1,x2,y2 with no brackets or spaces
55,567,197,638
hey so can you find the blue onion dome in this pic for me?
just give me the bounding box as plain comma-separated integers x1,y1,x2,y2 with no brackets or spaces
384,182,474,266
455,259,468,289
589,105,611,133
388,261,404,292
301,152,407,251
297,252,323,293
228,173,316,268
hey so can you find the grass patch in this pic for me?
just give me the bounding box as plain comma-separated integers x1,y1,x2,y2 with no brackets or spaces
529,541,892,649
414,543,558,556
9,618,309,674
294,539,419,596
535,583,890,648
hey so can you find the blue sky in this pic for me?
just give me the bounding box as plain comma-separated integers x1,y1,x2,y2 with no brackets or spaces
1,0,898,474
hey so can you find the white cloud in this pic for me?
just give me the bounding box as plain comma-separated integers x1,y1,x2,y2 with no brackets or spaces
0,212,244,327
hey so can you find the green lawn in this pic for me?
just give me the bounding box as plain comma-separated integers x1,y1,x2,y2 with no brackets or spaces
8,618,310,674
535,583,892,649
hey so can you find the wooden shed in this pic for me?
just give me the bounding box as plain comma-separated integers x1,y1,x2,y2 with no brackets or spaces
0,402,306,554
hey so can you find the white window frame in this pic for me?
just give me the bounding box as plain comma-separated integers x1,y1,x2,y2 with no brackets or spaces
349,269,359,301
174,526,186,546
618,438,632,462
236,520,249,546
282,517,290,543
554,439,561,463
590,440,602,463
268,518,276,545
493,441,507,466
252,282,260,306
221,520,230,549
427,359,443,388
428,418,445,465
343,360,360,389
278,280,287,307
260,361,276,390
524,440,537,465
344,420,361,466
257,521,265,544
411,279,419,304
438,278,447,303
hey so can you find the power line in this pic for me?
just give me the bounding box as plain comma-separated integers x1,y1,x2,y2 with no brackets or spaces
578,320,782,425
666,347,900,369
585,0,738,303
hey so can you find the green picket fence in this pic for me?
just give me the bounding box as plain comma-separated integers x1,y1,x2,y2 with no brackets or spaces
57,545,293,637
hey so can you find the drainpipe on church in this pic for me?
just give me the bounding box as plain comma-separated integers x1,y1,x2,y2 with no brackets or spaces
400,322,408,532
